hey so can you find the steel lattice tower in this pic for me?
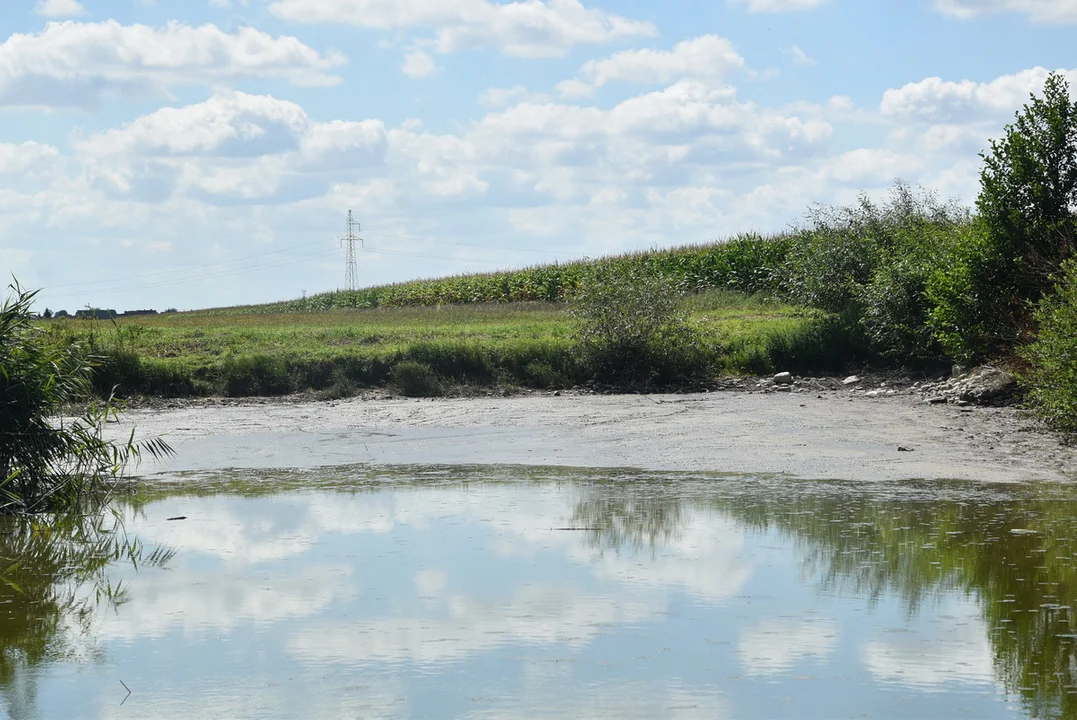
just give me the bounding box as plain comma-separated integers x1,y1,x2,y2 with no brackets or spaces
341,210,362,291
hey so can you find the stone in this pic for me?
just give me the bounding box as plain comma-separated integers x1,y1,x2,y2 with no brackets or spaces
842,375,861,385
774,372,793,385
956,366,1017,404
927,396,948,405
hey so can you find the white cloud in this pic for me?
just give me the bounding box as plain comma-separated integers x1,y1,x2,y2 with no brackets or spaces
933,0,1077,22
34,0,85,17
0,21,345,110
75,91,388,202
479,85,551,108
823,148,924,186
728,0,827,12
791,44,816,66
80,92,310,158
268,0,658,58
401,50,438,78
566,35,746,94
555,79,596,100
0,142,63,177
881,67,1077,124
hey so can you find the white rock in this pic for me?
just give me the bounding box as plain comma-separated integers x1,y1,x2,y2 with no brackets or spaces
774,372,793,385
842,375,861,385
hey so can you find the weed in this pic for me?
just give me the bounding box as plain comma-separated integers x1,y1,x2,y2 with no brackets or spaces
391,361,443,397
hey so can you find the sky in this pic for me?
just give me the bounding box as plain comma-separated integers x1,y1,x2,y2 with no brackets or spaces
0,0,1074,312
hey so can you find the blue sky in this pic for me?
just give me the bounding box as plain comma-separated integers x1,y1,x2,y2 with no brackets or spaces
0,0,1074,312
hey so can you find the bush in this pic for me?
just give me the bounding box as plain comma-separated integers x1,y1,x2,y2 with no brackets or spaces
0,283,172,514
782,182,963,364
1019,259,1077,433
569,263,710,387
925,219,1015,362
217,353,292,396
391,361,443,397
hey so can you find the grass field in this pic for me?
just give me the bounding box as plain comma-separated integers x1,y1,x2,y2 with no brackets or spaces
42,291,861,398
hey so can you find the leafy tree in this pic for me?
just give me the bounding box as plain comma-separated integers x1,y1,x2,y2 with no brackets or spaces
930,72,1077,361
981,72,1077,294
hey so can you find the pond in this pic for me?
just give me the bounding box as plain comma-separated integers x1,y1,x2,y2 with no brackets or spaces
2,465,1076,719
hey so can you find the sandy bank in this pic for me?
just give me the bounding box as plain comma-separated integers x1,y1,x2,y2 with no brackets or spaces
109,388,1077,483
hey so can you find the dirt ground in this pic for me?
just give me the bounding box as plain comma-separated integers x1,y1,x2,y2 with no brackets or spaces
110,379,1077,483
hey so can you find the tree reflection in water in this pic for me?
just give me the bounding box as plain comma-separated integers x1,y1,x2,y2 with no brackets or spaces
0,512,173,717
570,477,1077,720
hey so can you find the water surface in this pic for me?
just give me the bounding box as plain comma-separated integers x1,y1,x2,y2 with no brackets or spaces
2,466,1075,719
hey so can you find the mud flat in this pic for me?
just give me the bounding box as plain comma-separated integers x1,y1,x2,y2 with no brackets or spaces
108,389,1077,483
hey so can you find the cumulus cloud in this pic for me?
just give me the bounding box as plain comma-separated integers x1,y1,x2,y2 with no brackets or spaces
76,91,387,203
881,67,1077,123
0,142,63,177
558,35,746,97
0,21,345,110
268,0,658,58
728,0,827,12
34,0,86,17
933,0,1077,23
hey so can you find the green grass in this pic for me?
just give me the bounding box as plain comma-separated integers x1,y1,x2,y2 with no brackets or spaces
41,291,859,398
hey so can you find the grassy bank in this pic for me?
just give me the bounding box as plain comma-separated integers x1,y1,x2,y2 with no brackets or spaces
43,291,863,398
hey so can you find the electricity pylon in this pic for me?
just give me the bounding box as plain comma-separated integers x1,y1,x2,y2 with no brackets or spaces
341,210,362,291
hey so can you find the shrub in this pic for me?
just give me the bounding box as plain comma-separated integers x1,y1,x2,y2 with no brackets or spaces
569,263,710,387
0,282,172,514
925,219,1014,362
391,361,443,397
782,182,963,364
318,367,359,400
1019,259,1077,433
217,353,292,396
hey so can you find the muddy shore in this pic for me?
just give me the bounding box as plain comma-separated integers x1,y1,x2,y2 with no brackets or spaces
110,380,1077,483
